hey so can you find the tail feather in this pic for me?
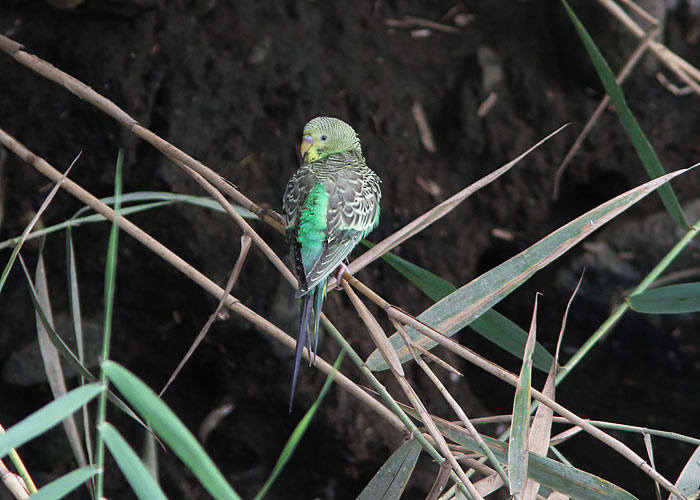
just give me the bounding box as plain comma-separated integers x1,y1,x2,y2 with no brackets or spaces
289,293,313,414
310,282,326,366
288,281,327,413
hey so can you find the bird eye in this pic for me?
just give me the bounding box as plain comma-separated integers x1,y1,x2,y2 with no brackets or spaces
321,135,328,141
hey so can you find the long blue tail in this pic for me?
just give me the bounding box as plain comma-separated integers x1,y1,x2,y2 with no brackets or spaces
289,283,326,413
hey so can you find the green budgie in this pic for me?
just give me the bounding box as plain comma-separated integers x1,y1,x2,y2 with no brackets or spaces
283,116,381,411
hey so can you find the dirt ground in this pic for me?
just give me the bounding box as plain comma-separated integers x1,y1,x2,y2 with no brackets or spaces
1,1,700,499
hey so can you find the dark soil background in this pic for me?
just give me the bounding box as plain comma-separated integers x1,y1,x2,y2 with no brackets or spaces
1,1,700,499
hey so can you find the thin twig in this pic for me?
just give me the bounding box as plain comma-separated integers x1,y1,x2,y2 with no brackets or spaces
552,24,659,200
393,319,510,489
0,34,283,233
339,123,569,286
341,281,481,499
160,233,252,396
596,0,700,92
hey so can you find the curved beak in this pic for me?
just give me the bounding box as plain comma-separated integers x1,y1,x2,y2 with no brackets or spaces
300,134,313,157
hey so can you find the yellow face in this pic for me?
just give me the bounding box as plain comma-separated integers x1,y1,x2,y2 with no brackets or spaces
298,117,361,164
299,131,327,163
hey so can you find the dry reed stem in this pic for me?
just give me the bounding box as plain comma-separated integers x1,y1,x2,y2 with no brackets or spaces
0,127,405,433
0,35,282,232
342,280,482,499
597,0,700,88
342,123,568,285
393,319,510,488
410,341,463,377
173,159,296,286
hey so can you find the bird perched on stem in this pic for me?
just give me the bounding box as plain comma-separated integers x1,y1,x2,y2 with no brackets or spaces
283,116,381,412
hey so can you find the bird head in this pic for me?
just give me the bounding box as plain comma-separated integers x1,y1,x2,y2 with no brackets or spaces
299,116,362,163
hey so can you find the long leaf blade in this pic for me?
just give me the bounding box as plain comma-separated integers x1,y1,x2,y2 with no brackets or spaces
367,168,690,371
99,423,169,500
509,296,538,495
102,361,241,500
439,418,638,500
628,283,700,314
29,466,99,500
0,384,102,458
365,241,554,372
356,438,422,500
561,0,688,229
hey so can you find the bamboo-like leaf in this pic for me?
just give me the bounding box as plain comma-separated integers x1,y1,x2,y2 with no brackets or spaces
628,283,700,314
254,350,346,500
366,168,690,371
509,295,538,495
561,0,688,229
0,384,102,458
33,252,88,469
356,438,421,500
29,466,99,500
364,240,554,372
437,418,638,500
99,423,168,500
102,361,241,500
669,444,700,500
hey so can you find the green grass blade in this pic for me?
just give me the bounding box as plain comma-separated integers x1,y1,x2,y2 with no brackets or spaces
29,466,99,500
627,283,700,314
509,296,538,495
439,419,638,500
0,193,256,251
670,444,700,500
561,0,688,229
356,438,421,500
0,384,102,458
363,240,554,372
366,168,690,371
19,252,149,432
253,350,346,500
102,361,241,500
99,423,169,500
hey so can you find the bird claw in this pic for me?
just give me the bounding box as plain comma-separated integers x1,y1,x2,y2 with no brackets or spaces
335,262,350,290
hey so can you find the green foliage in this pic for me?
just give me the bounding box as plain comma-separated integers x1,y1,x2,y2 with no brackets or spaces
628,283,700,314
29,466,99,500
0,384,102,458
561,0,688,229
365,240,554,372
102,361,242,500
366,169,687,371
356,439,421,500
99,423,169,500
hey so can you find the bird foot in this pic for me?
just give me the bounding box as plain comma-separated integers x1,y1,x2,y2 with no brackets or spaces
335,262,350,290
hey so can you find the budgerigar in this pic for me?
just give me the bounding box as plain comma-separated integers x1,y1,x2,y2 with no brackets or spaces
283,116,381,411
